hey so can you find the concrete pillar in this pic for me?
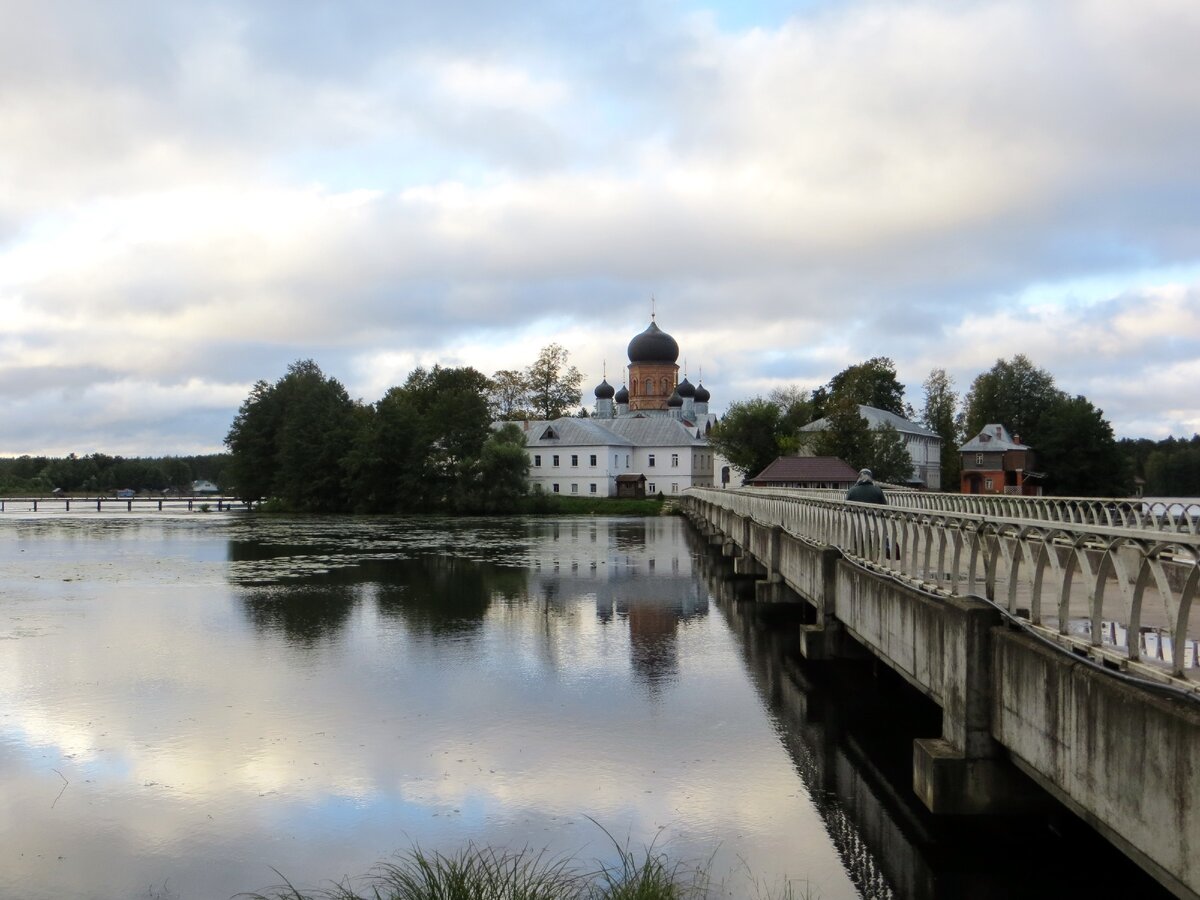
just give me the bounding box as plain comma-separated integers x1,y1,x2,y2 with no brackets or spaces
912,599,1042,815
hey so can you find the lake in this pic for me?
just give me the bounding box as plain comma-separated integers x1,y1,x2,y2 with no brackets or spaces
0,513,1171,899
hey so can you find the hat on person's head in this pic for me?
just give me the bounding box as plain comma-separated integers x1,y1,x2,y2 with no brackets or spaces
858,468,873,481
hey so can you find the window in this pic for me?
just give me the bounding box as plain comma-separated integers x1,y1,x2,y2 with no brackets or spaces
648,482,656,493
552,483,560,493
553,455,560,467
590,454,597,466
534,455,542,467
984,478,993,491
571,454,578,467
571,483,578,493
975,453,984,465
671,483,679,493
625,454,630,467
648,454,656,467
589,483,597,494
671,453,679,466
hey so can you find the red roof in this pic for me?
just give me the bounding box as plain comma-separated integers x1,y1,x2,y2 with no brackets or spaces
748,456,859,485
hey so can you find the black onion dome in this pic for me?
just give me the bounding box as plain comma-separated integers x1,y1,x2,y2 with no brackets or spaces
676,377,695,398
627,321,679,364
594,378,615,399
614,384,629,403
666,389,683,408
694,382,710,403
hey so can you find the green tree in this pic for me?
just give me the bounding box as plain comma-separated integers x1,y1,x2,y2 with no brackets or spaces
525,344,582,420
468,423,529,512
867,422,913,484
225,379,283,500
224,359,360,511
488,369,531,420
1037,395,1131,497
961,354,1060,442
811,394,873,468
768,386,816,435
921,367,961,491
827,357,906,415
708,399,797,479
368,366,493,512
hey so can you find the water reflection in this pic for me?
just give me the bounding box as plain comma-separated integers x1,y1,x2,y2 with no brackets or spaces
228,517,709,692
0,514,862,900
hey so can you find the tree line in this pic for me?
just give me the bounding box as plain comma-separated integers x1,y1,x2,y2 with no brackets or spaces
709,354,1135,497
223,344,584,513
0,452,228,495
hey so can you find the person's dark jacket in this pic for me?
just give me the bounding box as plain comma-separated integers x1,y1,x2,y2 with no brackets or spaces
846,481,886,504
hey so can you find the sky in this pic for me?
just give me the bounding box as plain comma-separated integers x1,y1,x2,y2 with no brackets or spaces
3,0,1200,456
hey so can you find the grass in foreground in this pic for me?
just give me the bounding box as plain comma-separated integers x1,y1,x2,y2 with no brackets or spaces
238,838,816,900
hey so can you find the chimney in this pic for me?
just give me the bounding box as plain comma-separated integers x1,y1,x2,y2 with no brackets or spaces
994,426,1002,437
1014,434,1020,445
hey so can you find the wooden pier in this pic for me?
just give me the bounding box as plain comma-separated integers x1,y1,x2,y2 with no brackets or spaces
0,495,256,513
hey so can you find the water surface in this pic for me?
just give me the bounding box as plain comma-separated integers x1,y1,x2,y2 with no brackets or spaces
1,514,861,899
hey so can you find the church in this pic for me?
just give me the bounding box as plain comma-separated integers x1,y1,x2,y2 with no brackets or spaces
520,317,718,498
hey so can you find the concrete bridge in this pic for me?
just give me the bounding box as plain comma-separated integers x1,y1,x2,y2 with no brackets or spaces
681,486,1200,899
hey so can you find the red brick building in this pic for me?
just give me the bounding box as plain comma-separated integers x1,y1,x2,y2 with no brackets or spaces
959,424,1042,495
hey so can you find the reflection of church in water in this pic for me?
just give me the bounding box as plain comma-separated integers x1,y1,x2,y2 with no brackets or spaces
525,517,709,692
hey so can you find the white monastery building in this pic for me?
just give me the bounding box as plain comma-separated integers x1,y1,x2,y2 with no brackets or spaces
519,317,719,498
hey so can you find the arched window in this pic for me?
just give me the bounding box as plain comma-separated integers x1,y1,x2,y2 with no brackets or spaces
631,378,638,396
661,377,669,394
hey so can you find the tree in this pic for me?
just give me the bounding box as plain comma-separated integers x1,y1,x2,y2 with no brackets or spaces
827,357,906,416
768,386,816,435
224,359,360,511
708,399,797,479
525,344,582,420
468,423,530,512
367,365,493,512
1037,395,1131,497
225,379,281,501
921,368,961,491
488,369,531,420
811,393,873,469
867,422,913,484
961,355,1060,442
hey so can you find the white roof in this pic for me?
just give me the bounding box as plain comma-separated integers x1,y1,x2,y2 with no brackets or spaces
960,424,1029,452
514,415,706,448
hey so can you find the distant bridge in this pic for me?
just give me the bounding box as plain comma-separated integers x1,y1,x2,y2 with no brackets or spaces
0,495,255,513
682,486,1199,900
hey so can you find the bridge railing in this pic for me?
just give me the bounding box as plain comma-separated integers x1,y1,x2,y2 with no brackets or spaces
686,487,1199,684
760,487,1200,536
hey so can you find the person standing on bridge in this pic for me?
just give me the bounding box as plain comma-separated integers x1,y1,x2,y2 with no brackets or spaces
846,468,886,504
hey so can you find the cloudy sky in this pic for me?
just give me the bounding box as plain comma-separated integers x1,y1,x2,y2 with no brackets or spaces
3,0,1199,456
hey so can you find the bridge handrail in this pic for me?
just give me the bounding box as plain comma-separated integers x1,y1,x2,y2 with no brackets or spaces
685,487,1199,683
743,487,1200,536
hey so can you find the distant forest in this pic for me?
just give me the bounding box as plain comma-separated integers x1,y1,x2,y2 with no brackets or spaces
1120,435,1200,497
0,453,230,495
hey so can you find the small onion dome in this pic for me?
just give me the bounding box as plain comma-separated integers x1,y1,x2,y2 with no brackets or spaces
627,320,680,364
594,378,615,400
676,377,695,398
694,382,710,403
666,389,683,408
614,384,629,403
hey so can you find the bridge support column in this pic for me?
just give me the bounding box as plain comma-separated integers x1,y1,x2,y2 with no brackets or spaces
799,547,867,661
912,600,1041,815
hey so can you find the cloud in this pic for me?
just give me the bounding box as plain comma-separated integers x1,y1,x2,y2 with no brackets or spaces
2,0,1200,453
